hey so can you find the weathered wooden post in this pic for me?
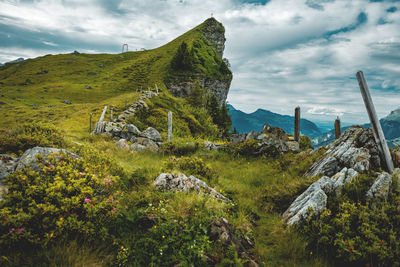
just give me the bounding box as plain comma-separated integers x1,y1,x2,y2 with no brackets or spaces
89,113,92,133
356,71,393,173
294,106,300,142
155,84,159,94
94,106,108,134
168,111,172,142
110,108,113,121
334,117,341,139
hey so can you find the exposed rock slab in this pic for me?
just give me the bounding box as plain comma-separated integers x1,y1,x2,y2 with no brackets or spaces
366,172,392,201
305,126,380,177
154,173,229,202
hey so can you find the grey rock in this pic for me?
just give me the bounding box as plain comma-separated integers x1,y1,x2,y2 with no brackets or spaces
126,124,141,136
305,126,380,177
283,176,333,225
85,85,92,89
61,100,71,104
16,147,77,173
231,133,246,144
366,172,392,201
154,173,230,202
116,139,129,150
0,154,18,180
286,141,300,152
142,127,162,142
130,143,146,152
0,185,8,201
204,141,218,151
246,130,259,141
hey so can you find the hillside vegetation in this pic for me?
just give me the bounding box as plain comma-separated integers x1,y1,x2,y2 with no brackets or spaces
3,18,399,267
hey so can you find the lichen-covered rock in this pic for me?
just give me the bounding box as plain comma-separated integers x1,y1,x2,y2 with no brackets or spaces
116,139,129,150
16,147,78,173
126,124,141,136
130,143,146,152
305,126,381,177
0,154,18,180
135,137,159,152
366,172,392,201
154,173,230,202
204,141,218,151
331,167,359,195
142,127,162,142
283,176,332,225
261,124,289,142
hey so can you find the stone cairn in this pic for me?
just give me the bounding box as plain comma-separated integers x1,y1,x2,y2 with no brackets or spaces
93,89,163,152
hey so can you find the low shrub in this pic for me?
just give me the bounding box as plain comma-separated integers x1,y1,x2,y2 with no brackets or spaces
162,156,213,182
0,123,67,156
299,136,313,151
0,151,121,250
225,140,259,157
159,140,200,156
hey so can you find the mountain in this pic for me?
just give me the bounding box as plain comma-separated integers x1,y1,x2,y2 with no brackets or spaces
228,104,321,138
312,107,400,147
0,58,24,67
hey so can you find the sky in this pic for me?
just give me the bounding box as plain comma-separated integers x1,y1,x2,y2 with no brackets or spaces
1,0,400,124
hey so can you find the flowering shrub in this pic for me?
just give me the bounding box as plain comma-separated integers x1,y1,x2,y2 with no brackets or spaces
0,123,66,156
0,151,121,249
301,174,400,266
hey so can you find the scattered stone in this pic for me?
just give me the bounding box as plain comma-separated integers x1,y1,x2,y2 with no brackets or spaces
16,147,78,173
98,64,104,68
116,139,129,150
154,173,230,202
87,72,96,76
142,127,162,142
31,104,38,109
204,141,218,151
231,133,246,144
246,130,259,141
35,70,48,75
366,172,392,201
61,100,72,105
85,85,92,89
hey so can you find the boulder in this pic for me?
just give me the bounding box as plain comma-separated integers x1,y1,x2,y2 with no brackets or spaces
261,124,289,142
16,147,78,173
0,154,18,180
366,172,392,201
286,141,300,152
245,130,259,141
131,143,146,152
142,127,162,142
204,141,218,151
154,173,230,202
116,139,129,150
126,124,141,136
231,133,246,144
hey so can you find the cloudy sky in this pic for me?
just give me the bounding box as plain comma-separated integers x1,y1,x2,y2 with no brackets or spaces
1,0,400,124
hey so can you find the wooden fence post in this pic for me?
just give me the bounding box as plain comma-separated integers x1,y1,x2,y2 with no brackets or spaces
110,108,113,121
294,106,300,142
168,111,172,142
94,106,108,134
155,84,159,94
89,113,92,133
334,117,341,139
356,71,393,173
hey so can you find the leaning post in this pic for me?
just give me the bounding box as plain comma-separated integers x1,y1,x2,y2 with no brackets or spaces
356,71,393,173
334,117,341,139
294,106,300,142
168,111,173,142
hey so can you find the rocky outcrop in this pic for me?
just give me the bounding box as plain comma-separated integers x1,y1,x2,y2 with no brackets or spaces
209,217,258,266
305,126,381,177
154,173,230,202
283,126,390,225
116,91,157,123
236,124,300,156
166,18,232,105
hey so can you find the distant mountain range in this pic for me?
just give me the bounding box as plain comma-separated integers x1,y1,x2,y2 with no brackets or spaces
0,57,24,66
228,104,322,138
312,107,400,147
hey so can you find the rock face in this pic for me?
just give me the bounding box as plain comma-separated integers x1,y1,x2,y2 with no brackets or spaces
154,173,230,202
283,126,390,225
166,18,232,105
305,126,381,177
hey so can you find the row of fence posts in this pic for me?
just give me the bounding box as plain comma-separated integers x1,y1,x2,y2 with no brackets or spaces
292,71,393,173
